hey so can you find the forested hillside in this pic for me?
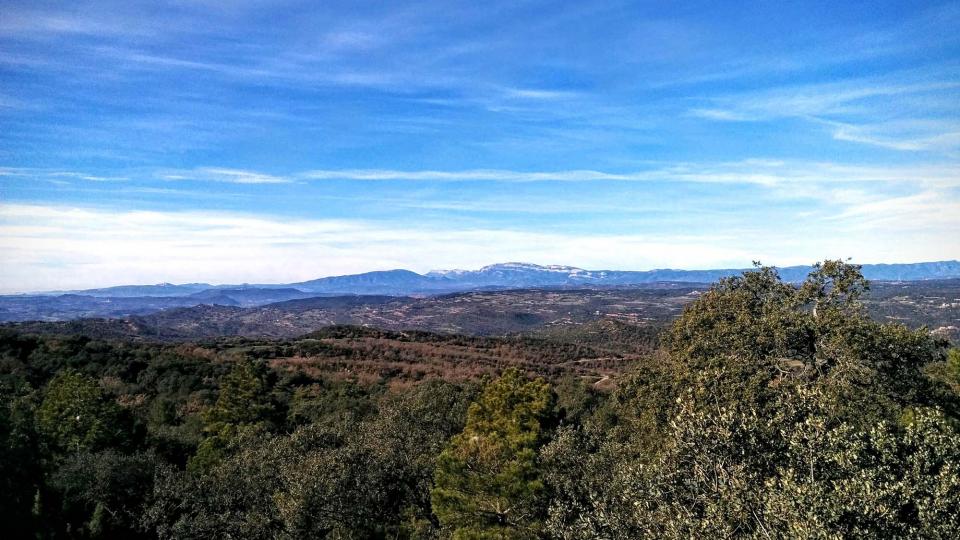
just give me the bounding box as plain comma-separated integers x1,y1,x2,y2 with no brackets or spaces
2,262,959,538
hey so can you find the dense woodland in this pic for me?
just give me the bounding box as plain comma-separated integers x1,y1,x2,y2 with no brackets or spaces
2,261,960,539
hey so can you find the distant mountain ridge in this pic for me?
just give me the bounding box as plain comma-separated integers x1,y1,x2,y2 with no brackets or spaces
6,279,960,341
289,260,960,294
24,260,960,297
2,260,958,323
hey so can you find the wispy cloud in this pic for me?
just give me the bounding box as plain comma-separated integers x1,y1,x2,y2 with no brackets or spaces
0,168,128,183
158,167,292,184
10,161,957,189
829,189,960,230
500,87,579,100
690,79,960,122
301,169,638,182
300,161,960,187
0,7,154,38
687,108,752,121
689,74,960,153
829,120,960,152
48,171,128,182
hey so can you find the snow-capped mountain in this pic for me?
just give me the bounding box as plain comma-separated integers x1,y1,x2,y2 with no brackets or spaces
291,260,960,294
5,261,960,323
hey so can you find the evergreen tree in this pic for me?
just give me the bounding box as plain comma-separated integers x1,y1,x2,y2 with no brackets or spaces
37,370,124,453
432,369,555,539
0,379,41,539
188,358,271,473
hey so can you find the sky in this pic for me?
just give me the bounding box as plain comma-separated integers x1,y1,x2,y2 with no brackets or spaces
1,0,959,293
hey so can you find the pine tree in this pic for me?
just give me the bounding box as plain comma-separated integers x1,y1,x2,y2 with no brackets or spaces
188,359,271,473
431,369,555,539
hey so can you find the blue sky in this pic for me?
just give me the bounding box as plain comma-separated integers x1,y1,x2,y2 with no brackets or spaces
1,0,959,292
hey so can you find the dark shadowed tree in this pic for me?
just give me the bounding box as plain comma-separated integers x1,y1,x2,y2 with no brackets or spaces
0,379,41,539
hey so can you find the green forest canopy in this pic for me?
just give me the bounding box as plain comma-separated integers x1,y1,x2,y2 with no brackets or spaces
1,261,959,539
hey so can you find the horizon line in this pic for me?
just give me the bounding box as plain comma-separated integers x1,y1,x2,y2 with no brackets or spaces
8,258,959,296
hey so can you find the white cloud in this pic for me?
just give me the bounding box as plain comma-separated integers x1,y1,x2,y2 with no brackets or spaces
9,161,958,191
831,121,960,152
689,74,960,153
0,8,151,38
829,189,960,230
501,87,579,100
1,202,957,294
299,161,960,187
687,108,753,121
159,167,291,184
691,79,960,121
48,171,128,182
0,168,128,183
301,168,639,182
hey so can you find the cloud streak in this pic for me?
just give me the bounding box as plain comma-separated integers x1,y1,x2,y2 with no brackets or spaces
296,161,960,187
158,167,292,184
689,74,960,153
8,161,960,189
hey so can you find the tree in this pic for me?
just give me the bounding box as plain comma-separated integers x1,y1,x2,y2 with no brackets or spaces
544,261,960,538
0,379,41,539
147,379,479,539
188,358,271,473
146,432,285,540
205,358,271,428
47,450,157,539
764,405,960,538
945,347,960,390
37,370,125,453
431,369,555,539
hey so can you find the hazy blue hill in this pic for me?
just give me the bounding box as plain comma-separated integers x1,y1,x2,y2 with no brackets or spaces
4,261,959,322
857,260,960,281
187,287,313,307
267,294,407,311
0,294,225,322
53,283,214,297
290,269,455,294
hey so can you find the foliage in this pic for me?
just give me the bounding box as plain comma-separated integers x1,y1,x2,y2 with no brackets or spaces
432,369,556,539
37,370,127,453
543,261,960,539
1,261,958,539
146,379,477,539
0,379,41,538
187,358,272,473
764,405,960,538
47,450,157,538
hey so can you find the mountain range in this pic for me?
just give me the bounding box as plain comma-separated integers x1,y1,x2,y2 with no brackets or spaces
2,260,959,322
5,279,959,343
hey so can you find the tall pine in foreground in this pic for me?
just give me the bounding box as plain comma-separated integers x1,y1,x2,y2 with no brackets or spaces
432,369,555,539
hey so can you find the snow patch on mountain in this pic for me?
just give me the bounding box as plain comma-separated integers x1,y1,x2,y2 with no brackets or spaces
426,268,471,277
479,262,587,273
